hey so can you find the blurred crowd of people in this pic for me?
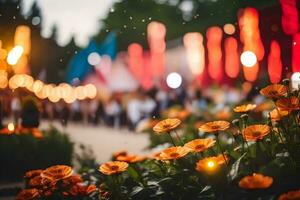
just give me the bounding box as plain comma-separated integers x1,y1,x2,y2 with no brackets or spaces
0,83,259,131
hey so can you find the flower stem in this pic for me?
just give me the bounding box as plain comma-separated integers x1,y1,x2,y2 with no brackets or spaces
167,132,177,146
216,134,228,166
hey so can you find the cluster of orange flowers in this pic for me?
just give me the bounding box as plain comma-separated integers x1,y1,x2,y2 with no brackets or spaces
16,165,97,200
0,126,43,139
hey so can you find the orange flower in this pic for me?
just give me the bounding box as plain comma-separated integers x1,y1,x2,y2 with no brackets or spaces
159,146,190,160
16,188,40,200
153,118,181,134
116,154,145,163
99,161,129,175
199,121,230,133
196,155,228,173
113,150,127,158
243,125,270,141
28,175,43,188
41,165,73,181
184,138,216,153
260,84,287,98
269,109,289,121
149,152,162,160
234,104,257,113
25,169,43,179
278,188,300,200
239,173,273,189
61,175,83,188
276,96,300,111
78,184,97,195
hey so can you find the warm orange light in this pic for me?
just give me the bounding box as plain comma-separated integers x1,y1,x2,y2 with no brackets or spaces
223,23,236,35
128,43,144,85
183,32,205,75
8,123,15,132
7,45,24,65
268,40,282,83
84,84,97,99
238,7,264,82
0,71,8,89
206,26,223,82
224,37,239,78
147,21,166,77
14,26,31,55
207,161,215,168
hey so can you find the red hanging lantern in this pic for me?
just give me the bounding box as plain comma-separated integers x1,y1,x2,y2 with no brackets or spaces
292,33,300,72
280,0,298,35
128,43,144,82
238,7,264,82
183,32,205,76
268,40,282,83
206,26,223,82
224,37,239,78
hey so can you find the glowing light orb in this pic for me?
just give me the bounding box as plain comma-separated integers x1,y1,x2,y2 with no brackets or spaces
291,72,300,90
240,51,257,67
87,52,101,66
166,72,182,89
7,45,24,65
207,161,215,168
223,23,236,35
8,123,15,132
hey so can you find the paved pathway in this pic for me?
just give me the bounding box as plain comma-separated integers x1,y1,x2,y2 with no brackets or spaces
39,121,151,163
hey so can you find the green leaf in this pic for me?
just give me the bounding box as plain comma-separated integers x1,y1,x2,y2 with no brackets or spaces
227,153,246,181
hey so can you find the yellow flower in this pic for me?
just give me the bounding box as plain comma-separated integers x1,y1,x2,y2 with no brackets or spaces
278,188,300,200
234,104,257,113
99,161,128,175
269,108,289,121
195,155,228,173
276,96,300,111
41,165,73,181
243,125,270,141
199,121,230,133
260,84,287,98
153,118,181,134
184,138,216,153
239,173,273,189
159,146,190,160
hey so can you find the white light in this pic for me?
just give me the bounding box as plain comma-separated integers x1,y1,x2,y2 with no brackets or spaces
87,52,101,66
240,51,257,68
32,16,41,26
291,72,300,90
166,72,182,89
8,122,15,132
7,45,24,65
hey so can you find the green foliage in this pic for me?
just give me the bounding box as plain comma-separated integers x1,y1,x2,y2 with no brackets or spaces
0,127,73,181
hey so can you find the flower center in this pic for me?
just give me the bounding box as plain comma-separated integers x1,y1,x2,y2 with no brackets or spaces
211,125,220,129
170,152,179,158
269,90,278,96
109,165,119,171
252,131,261,137
195,144,204,150
163,124,171,129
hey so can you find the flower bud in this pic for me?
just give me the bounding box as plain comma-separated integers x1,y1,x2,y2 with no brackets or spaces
232,119,240,127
